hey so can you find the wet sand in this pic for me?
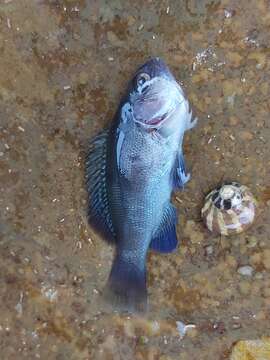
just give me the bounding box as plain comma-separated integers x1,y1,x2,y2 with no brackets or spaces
0,0,269,359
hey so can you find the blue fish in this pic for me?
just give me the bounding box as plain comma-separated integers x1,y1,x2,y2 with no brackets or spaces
86,57,197,312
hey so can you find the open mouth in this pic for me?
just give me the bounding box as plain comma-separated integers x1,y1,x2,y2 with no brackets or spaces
145,113,167,127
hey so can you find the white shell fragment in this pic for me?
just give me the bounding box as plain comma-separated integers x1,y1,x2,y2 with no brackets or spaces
237,265,254,276
176,321,196,339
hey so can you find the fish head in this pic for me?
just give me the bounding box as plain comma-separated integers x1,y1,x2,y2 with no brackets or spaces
127,57,187,135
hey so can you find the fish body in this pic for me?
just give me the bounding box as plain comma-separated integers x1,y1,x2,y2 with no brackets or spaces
86,58,197,312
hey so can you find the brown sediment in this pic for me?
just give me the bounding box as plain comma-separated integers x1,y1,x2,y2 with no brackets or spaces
0,0,269,359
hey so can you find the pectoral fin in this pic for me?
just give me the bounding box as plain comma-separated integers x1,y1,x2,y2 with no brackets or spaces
172,151,190,190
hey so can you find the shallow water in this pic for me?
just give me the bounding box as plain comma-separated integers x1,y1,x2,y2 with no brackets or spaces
0,0,269,359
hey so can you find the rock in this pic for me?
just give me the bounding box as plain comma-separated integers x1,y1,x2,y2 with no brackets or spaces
237,265,254,276
230,338,270,359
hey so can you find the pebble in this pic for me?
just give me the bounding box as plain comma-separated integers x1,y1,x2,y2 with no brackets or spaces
246,236,258,248
107,31,123,46
240,131,254,141
262,249,270,270
138,336,149,345
229,116,239,126
205,245,214,256
78,71,88,85
254,272,263,280
232,323,241,330
239,281,251,295
237,265,254,276
227,93,236,107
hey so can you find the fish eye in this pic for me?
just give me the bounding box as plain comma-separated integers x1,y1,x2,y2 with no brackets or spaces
136,73,150,87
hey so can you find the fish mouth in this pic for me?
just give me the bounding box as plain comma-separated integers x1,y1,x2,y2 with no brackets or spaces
145,113,168,127
134,111,169,129
132,78,183,129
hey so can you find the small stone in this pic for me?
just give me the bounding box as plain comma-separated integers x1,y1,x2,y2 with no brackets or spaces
239,281,251,295
229,116,239,126
262,287,270,298
78,72,88,85
227,93,236,107
138,335,149,345
239,131,253,141
107,31,123,46
254,272,263,280
262,249,270,270
237,265,254,276
126,15,136,26
232,323,241,330
205,245,213,256
227,255,237,268
246,236,258,248
250,252,262,266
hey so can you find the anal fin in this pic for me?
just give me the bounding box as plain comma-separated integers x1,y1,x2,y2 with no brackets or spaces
149,203,178,253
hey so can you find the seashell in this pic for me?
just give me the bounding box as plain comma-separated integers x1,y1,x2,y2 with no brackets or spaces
201,182,257,236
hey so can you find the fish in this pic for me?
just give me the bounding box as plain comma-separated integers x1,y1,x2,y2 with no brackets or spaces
85,57,197,312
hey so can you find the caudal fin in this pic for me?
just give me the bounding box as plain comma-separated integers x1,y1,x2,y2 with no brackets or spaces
105,256,147,313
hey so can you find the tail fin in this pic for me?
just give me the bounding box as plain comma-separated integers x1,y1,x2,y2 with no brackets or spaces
105,256,147,313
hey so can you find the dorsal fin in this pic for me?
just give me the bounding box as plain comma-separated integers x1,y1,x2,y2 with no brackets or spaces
85,130,115,242
149,203,178,253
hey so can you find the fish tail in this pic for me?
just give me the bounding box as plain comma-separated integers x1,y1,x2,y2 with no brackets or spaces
105,255,147,313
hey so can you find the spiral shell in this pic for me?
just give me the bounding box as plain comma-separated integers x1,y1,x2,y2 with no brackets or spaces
201,182,257,236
